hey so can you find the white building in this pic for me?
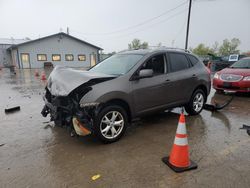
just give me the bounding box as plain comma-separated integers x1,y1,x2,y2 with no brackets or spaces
1,32,102,69
0,38,29,68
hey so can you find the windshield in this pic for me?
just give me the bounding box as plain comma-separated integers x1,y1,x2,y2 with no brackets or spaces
230,58,250,69
89,54,143,75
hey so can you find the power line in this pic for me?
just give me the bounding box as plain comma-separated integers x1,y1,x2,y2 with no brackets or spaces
172,19,187,46
71,0,188,36
72,8,187,41
112,8,188,39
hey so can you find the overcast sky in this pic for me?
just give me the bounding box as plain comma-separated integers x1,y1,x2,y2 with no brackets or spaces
0,0,249,52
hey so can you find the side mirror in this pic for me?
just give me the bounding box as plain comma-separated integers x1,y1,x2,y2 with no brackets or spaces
138,69,153,79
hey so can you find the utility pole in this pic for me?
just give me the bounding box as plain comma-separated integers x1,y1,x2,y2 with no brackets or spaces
185,0,192,50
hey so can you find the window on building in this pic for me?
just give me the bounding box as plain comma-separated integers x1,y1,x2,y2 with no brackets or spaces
65,54,74,61
52,54,61,61
169,53,190,72
21,53,29,63
37,54,47,61
78,54,86,61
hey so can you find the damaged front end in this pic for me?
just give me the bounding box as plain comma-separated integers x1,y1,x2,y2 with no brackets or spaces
41,86,94,135
41,66,115,136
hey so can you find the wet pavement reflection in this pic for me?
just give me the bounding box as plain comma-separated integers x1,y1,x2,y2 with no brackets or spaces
0,68,249,188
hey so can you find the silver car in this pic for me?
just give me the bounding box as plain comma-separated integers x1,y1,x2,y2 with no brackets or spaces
42,48,211,143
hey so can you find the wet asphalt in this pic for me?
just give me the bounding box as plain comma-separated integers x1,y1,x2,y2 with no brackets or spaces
0,68,250,188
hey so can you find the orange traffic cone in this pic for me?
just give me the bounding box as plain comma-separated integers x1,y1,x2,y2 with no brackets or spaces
162,112,197,173
34,69,39,77
41,71,46,80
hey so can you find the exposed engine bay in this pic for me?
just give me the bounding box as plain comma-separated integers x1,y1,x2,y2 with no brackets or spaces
41,66,115,135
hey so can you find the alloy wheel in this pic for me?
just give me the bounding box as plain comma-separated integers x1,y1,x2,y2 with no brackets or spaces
100,111,124,139
193,93,204,112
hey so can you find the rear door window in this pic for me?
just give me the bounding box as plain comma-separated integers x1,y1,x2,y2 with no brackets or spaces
168,53,190,72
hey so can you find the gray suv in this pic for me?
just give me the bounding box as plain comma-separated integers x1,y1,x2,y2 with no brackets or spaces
42,48,211,143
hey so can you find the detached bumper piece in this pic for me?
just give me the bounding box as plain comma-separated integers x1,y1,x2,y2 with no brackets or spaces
204,95,234,111
72,117,91,136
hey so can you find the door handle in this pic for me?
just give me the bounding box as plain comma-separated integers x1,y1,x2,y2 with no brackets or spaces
192,74,197,77
165,79,170,82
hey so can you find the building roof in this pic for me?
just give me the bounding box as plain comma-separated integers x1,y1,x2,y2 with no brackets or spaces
8,32,103,50
0,38,30,45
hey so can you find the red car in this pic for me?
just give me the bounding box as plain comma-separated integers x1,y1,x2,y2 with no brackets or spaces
213,57,250,93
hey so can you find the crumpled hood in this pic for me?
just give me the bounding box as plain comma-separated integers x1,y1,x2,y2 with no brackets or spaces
47,66,114,96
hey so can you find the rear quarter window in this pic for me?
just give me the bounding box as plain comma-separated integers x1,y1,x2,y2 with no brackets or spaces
168,53,190,72
187,55,199,66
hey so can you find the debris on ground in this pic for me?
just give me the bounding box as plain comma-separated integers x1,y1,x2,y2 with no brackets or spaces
42,121,51,124
204,95,234,111
0,143,5,147
5,106,20,113
240,124,250,136
91,174,101,181
43,124,54,129
22,95,31,98
70,131,76,137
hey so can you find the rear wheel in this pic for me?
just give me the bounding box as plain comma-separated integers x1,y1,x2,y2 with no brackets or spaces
185,89,206,115
94,105,128,143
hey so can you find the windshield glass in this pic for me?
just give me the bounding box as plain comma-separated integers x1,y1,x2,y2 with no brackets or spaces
230,59,250,69
89,54,143,75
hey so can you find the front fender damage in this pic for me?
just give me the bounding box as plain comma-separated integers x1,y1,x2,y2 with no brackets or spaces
41,74,115,136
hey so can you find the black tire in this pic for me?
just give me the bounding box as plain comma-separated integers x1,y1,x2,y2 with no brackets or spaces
185,89,206,115
93,105,128,143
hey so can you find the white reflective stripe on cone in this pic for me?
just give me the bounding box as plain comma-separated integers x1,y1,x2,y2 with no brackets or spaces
174,137,188,146
176,122,187,135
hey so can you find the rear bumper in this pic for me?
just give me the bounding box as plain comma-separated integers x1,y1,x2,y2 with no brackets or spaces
213,78,250,93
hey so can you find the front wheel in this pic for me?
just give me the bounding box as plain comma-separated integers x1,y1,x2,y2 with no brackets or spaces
93,105,128,143
185,89,206,115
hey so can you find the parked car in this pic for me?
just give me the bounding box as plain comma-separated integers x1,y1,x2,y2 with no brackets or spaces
208,54,247,73
213,57,250,93
41,48,211,143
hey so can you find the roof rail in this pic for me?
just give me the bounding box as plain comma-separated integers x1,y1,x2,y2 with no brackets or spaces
117,48,150,53
117,46,191,53
157,46,191,53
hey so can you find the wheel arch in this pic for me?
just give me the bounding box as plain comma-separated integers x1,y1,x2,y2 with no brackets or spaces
100,99,132,123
